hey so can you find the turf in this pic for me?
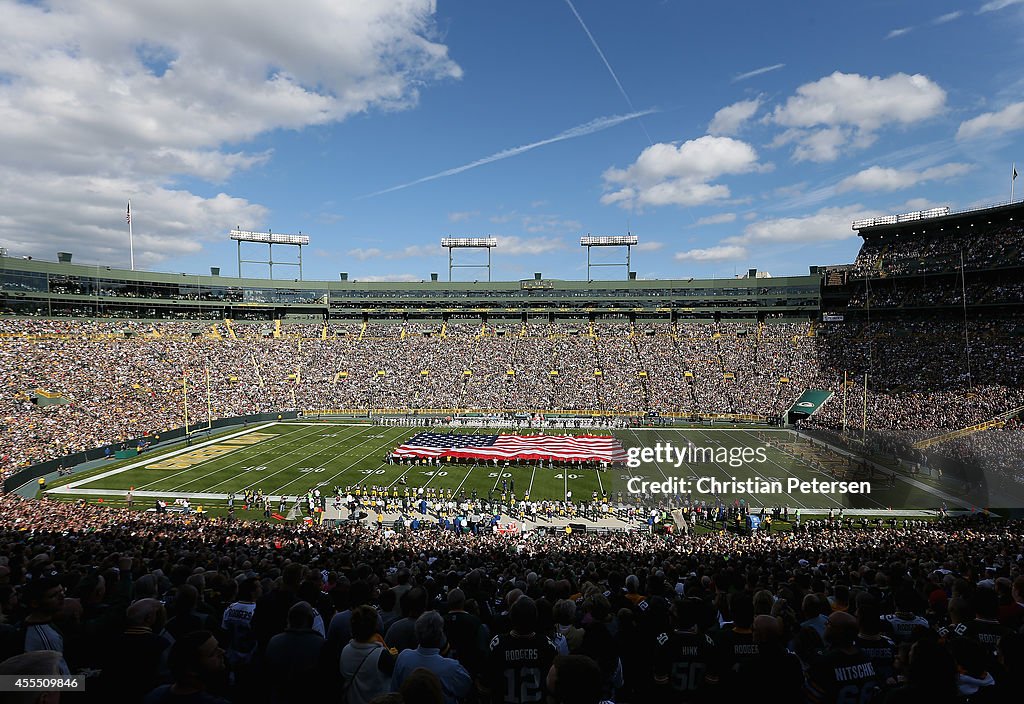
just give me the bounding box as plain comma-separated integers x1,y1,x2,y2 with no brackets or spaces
44,422,958,514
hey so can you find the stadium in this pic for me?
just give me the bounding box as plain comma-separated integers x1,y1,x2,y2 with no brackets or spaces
1,200,1023,701
2,3,1024,702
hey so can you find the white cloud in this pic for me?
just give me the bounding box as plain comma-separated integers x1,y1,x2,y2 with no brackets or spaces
0,1,460,264
979,0,1024,12
634,241,664,251
708,97,762,136
0,172,265,270
769,72,946,162
885,27,913,39
356,274,421,282
695,213,737,226
448,211,479,223
837,163,973,192
674,245,747,262
347,244,437,261
726,205,873,245
347,248,385,261
602,136,763,209
957,101,1024,140
494,236,566,255
520,215,582,234
933,11,963,23
732,63,784,82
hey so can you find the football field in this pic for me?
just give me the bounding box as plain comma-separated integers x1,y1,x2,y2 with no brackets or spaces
43,421,956,515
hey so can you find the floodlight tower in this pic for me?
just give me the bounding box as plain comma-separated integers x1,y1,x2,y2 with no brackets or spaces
580,234,638,280
230,229,310,280
441,237,498,282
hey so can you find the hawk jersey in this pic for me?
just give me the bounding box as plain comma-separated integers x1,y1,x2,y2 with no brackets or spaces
653,629,713,698
486,632,557,704
805,649,881,704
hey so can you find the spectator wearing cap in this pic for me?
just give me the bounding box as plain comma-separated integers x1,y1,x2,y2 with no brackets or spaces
391,611,470,704
21,569,71,676
143,630,228,704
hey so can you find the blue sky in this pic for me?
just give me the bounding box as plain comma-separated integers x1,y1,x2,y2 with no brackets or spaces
2,0,1024,282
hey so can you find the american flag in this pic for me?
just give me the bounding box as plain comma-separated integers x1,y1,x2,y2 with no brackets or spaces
393,432,628,464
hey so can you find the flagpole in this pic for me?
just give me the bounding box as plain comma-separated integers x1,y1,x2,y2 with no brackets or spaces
842,371,848,434
862,372,868,440
1012,163,1017,204
183,370,190,439
126,202,135,274
206,365,212,429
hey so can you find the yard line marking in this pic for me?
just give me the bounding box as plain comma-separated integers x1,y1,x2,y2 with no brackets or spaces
691,427,809,511
716,428,850,510
158,424,328,493
206,424,374,495
267,428,405,496
454,465,476,496
528,465,537,496
54,423,278,492
304,428,413,494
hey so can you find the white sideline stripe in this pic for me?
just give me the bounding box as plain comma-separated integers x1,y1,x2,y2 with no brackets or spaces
278,422,373,426
628,427,789,432
48,488,289,501
50,423,277,493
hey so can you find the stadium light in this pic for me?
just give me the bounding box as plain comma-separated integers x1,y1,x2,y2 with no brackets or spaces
441,237,498,281
230,229,310,279
440,237,497,248
852,207,949,230
580,234,639,279
231,229,310,246
579,235,638,246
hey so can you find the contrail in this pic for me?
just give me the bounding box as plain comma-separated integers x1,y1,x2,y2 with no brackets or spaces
733,63,785,82
563,0,652,145
360,109,657,198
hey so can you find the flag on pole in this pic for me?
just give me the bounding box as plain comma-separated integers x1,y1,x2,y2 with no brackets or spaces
1014,166,1018,180
126,201,132,223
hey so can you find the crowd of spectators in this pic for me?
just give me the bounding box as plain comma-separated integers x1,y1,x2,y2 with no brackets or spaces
2,314,1021,490
845,279,1024,309
0,495,1020,702
852,222,1024,277
0,319,823,477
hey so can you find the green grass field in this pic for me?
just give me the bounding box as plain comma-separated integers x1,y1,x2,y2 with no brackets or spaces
43,422,959,515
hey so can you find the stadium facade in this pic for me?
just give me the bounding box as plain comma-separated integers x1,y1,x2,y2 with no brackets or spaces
0,256,819,323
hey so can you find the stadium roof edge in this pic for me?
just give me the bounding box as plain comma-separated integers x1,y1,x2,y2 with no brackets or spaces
853,199,1024,234
0,256,820,290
